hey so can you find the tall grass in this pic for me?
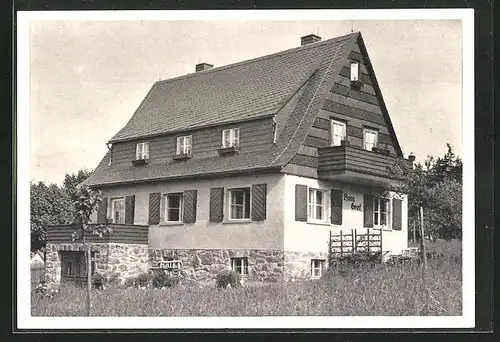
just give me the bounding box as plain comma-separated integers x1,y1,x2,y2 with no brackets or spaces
32,240,462,316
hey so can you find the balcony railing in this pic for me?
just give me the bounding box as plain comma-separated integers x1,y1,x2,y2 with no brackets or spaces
46,223,149,245
317,144,412,186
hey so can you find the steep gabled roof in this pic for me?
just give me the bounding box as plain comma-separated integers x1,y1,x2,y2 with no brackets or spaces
109,32,357,143
85,32,361,186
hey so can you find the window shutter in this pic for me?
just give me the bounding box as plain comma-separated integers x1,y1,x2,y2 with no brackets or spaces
183,190,198,224
251,184,267,221
148,193,161,225
295,184,308,221
330,189,343,225
392,199,402,231
97,197,108,223
363,194,374,228
209,188,224,222
125,195,135,225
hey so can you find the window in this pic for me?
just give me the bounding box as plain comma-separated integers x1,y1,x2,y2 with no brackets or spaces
111,198,125,224
176,135,192,155
222,128,240,148
374,197,389,228
308,188,327,222
228,188,250,220
350,62,359,82
164,193,183,223
136,142,149,160
231,257,248,276
330,120,346,146
311,259,325,278
363,128,378,151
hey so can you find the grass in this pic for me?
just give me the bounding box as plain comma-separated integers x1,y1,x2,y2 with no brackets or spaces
32,239,462,316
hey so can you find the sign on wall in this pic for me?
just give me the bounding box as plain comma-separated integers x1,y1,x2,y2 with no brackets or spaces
344,193,362,211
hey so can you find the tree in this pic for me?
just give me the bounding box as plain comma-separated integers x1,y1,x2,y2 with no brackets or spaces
63,168,93,202
71,184,112,316
30,182,74,251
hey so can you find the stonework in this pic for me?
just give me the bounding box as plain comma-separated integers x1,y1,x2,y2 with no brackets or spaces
45,243,148,286
284,251,329,281
149,249,285,283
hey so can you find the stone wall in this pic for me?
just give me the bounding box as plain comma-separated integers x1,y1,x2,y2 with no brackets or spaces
44,243,148,286
284,251,329,281
149,249,285,283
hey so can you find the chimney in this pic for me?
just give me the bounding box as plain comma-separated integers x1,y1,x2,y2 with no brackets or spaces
195,63,213,72
300,34,321,46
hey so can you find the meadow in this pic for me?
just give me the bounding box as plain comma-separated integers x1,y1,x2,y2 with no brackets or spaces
31,239,462,316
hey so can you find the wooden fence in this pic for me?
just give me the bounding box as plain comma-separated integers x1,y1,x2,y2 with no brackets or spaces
31,264,45,287
329,228,382,259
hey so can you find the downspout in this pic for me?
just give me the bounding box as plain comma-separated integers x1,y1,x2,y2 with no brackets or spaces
272,115,277,144
106,143,112,166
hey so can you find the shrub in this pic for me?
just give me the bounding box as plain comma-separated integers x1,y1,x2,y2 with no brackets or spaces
215,270,240,288
151,271,180,289
92,273,104,289
134,272,152,288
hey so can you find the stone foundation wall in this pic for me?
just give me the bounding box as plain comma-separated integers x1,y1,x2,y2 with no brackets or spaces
149,249,285,283
45,243,148,286
284,251,329,281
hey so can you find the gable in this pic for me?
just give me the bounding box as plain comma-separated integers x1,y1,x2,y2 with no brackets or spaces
286,34,405,176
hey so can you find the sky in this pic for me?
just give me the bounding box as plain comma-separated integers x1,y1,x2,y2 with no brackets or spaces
29,18,463,185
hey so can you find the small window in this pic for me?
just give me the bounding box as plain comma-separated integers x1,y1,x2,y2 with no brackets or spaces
136,142,150,160
110,198,125,224
374,197,389,228
222,128,240,148
176,135,192,155
350,62,359,82
311,259,325,278
228,187,250,220
164,193,184,223
231,257,248,276
308,188,327,222
363,128,378,151
330,120,346,146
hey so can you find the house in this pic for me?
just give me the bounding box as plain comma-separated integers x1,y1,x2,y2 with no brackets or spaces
45,32,413,286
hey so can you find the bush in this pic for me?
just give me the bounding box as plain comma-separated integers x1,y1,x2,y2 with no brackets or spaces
134,272,152,288
92,273,104,289
151,271,180,289
215,270,240,288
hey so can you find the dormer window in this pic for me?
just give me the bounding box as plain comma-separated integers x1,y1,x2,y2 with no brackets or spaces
222,128,240,149
363,128,378,151
135,142,149,160
176,135,192,155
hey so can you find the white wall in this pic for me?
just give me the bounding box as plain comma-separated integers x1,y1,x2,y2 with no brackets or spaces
283,174,408,256
94,173,286,250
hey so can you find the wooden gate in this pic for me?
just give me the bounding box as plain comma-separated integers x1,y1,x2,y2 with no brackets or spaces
329,228,382,259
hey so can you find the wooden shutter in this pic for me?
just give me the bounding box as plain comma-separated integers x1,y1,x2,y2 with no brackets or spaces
392,199,402,231
183,190,198,224
97,197,108,223
209,188,224,222
295,184,308,221
251,184,267,221
330,189,343,225
363,194,374,228
148,193,161,225
125,195,135,225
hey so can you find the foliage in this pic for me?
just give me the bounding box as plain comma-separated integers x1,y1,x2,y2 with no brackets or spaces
92,273,105,289
389,143,463,240
71,184,112,241
31,240,462,316
151,271,180,289
215,270,241,288
63,168,93,203
30,181,74,251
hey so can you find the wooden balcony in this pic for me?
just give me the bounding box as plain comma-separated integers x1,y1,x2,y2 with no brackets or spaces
46,223,149,245
317,145,412,187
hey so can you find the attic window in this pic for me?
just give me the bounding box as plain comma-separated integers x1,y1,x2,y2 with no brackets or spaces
350,62,362,88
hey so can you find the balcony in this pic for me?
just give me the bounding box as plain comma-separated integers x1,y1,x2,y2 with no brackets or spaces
46,223,149,245
317,145,412,188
